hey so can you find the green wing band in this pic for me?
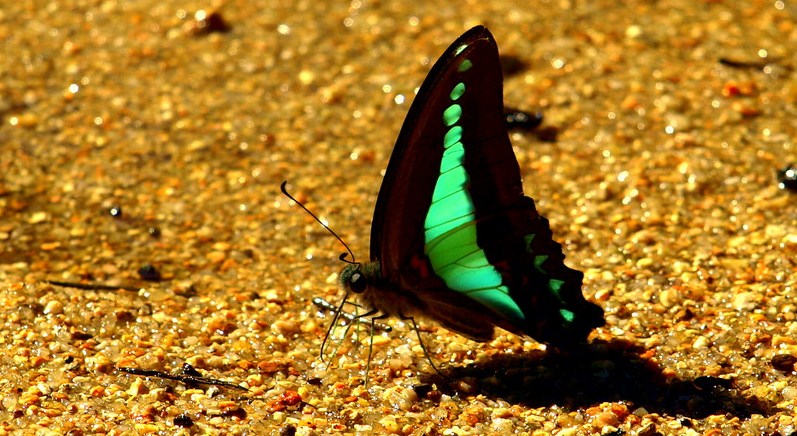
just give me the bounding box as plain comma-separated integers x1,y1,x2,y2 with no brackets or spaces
426,224,524,323
423,74,525,324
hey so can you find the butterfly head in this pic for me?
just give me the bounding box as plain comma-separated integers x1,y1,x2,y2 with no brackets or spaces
339,261,382,296
339,262,366,294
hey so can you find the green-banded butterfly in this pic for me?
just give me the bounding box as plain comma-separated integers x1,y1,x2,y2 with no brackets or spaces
338,25,604,350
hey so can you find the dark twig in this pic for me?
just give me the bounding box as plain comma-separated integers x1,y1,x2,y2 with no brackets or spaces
119,363,248,392
45,280,141,292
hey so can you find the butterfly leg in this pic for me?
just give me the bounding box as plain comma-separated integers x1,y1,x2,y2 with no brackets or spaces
314,297,392,366
399,314,444,377
355,310,387,387
312,297,392,332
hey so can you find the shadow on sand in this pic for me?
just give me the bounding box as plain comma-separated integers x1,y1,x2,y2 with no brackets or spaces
423,338,775,419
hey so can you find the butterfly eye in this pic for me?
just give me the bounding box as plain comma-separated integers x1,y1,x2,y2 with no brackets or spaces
349,272,366,294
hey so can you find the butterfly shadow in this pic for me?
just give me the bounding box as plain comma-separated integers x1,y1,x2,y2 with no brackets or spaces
423,338,777,420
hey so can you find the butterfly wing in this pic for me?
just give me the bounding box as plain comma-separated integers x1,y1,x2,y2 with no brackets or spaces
371,26,603,346
369,28,491,273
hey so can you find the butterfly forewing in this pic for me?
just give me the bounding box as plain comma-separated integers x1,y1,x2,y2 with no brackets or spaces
371,27,498,280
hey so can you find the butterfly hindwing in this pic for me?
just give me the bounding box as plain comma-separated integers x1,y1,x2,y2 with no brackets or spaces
368,26,603,346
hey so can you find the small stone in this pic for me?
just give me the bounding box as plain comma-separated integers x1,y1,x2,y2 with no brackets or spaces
659,288,680,308
173,413,194,428
18,391,40,407
732,292,758,311
15,112,39,128
40,241,61,251
273,319,300,335
43,300,64,315
625,24,642,39
369,335,390,347
594,410,621,428
133,424,159,434
378,416,399,433
771,354,797,373
138,264,161,281
187,139,209,151
298,70,315,85
206,251,227,263
90,385,105,397
782,234,797,246
381,386,418,411
692,335,709,350
29,211,48,224
127,378,149,396
387,356,412,373
185,9,231,36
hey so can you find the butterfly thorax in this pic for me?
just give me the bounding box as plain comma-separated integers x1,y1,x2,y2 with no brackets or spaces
339,262,427,319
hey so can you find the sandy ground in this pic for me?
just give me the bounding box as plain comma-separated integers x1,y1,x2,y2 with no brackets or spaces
2,0,797,434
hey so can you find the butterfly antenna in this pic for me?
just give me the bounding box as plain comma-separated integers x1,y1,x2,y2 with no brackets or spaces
280,181,357,265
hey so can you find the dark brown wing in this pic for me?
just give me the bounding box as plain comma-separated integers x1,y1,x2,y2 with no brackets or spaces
370,26,603,345
371,26,495,281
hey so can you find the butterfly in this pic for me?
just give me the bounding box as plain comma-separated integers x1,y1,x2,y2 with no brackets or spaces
334,25,604,352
